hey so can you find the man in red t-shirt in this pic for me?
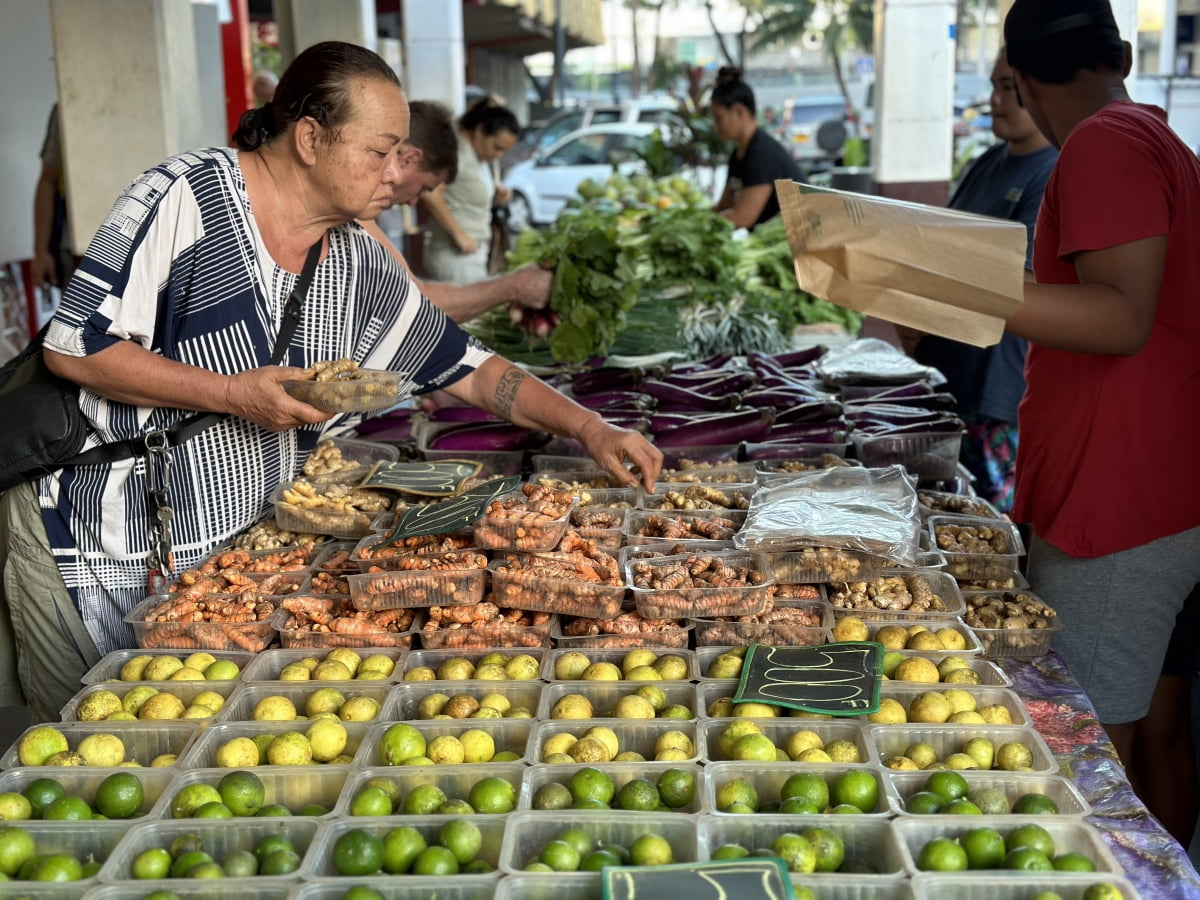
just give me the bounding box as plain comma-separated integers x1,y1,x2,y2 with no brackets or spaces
1005,0,1200,844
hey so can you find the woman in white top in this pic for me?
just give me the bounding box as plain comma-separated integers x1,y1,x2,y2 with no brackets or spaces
422,97,519,283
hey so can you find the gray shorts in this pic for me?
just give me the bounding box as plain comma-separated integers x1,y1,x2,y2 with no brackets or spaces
1031,525,1200,725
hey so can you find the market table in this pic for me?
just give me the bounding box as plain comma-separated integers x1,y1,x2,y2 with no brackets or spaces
1002,652,1200,900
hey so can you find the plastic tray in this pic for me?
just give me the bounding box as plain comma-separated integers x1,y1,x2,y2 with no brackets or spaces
178,720,371,769
626,550,773,619
283,368,403,413
471,490,577,553
336,763,526,817
346,566,487,610
193,544,320,576
787,878,915,900
700,718,874,765
910,873,1142,900
765,547,888,584
391,680,544,721
494,874,609,900
852,429,964,482
518,760,705,814
124,596,278,654
567,486,638,508
699,813,907,875
358,719,533,767
349,531,479,571
617,540,737,569
302,814,505,879
271,603,417,650
0,720,201,770
888,770,1091,817
537,682,698,721
622,509,745,545
858,618,985,658
552,617,694,650
88,884,295,900
893,816,1124,876
308,540,364,574
403,648,549,682
80,648,255,685
532,453,610,474
566,505,627,550
99,815,319,882
886,654,1013,688
695,645,750,681
240,646,408,683
60,680,238,723
692,600,831,647
542,647,697,682
928,515,1025,582
828,571,966,620
488,559,627,619
917,490,1003,521
418,613,555,650
421,447,525,477
638,482,757,512
872,683,1031,729
961,589,1061,659
214,681,394,724
867,724,1059,774
0,820,127,888
703,760,895,815
955,570,1031,592
161,764,349,819
273,482,393,540
302,436,401,484
658,458,757,483
530,719,700,764
498,810,699,875
0,766,176,822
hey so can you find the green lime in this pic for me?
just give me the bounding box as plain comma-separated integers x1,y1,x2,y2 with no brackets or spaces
169,850,213,879
382,825,426,874
217,770,265,817
771,832,815,874
917,837,968,872
714,777,758,813
656,768,696,809
183,860,224,879
711,843,750,860
614,779,660,812
42,795,91,821
1006,823,1055,856
831,769,878,813
959,827,1006,869
630,833,674,867
259,848,302,875
94,772,144,819
192,801,233,819
331,828,385,877
221,849,259,878
341,889,384,900
402,784,447,816
29,852,84,882
1005,847,1054,871
255,803,292,817
781,772,830,811
437,799,475,816
539,839,582,872
569,767,615,805
925,770,969,803
298,803,329,816
531,782,573,811
412,845,460,875
21,779,65,819
131,847,172,880
1082,886,1126,900
169,832,206,858
943,799,983,815
778,796,821,815
467,776,516,814
1052,852,1097,872
438,819,483,865
555,827,595,858
967,787,1010,815
801,826,844,873
1013,792,1060,816
580,848,622,871
254,834,295,863
906,791,946,814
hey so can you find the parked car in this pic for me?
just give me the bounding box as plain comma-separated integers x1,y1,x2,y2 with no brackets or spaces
501,98,686,174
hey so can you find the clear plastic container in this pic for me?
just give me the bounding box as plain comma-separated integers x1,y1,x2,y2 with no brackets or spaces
852,429,964,482
273,482,392,540
695,645,750,681
193,544,320,576
60,680,237,723
703,760,895,815
472,490,577,552
873,683,1031,729
566,505,627,550
0,820,127,888
124,595,278,654
888,770,1090,817
80,647,255,685
827,571,966,620
295,877,498,899
160,765,348,818
530,719,700,764
787,877,915,900
766,548,888,584
617,539,736,566
99,816,319,882
543,647,697,682
928,515,1025,583
699,719,874,765
692,599,831,647
271,603,417,650
308,540,362,574
346,566,488,610
301,814,505,879
214,681,394,724
697,680,858,720
886,654,1013,688
916,490,1003,521
0,766,176,822
955,570,1032,592
858,618,985,658
961,589,1061,659
536,682,698,721
0,720,201,770
390,681,544,721
638,483,757,512
421,447,525,477
349,531,479,571
622,509,745,545
552,617,694,650
283,368,404,413
498,810,699,875
518,760,705,814
302,436,401,485
746,440,851,464
417,613,555,650
488,559,627,619
336,763,526,817
404,648,550,682
867,724,1059,774
532,454,608,474
178,720,371,769
910,873,1142,900
494,873,617,900
657,454,753,481
626,550,773,619
358,718,534,767
699,813,907,875
88,884,296,900
240,646,408,683
892,816,1123,876
568,486,638,508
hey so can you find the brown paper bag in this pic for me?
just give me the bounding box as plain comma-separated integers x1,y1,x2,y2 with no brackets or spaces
775,179,1027,347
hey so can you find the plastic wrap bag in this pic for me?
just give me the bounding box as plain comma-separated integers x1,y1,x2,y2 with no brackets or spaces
815,338,946,386
734,464,922,566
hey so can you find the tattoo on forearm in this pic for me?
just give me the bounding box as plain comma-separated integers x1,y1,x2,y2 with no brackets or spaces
494,366,526,420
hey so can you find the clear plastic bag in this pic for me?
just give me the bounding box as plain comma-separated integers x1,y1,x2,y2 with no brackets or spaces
815,338,946,386
734,464,922,565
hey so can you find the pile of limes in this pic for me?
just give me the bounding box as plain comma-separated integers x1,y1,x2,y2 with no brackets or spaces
523,827,674,872
348,774,517,817
915,823,1098,873
169,770,329,819
129,830,302,879
902,770,1060,815
529,766,696,812
0,824,101,881
715,720,863,765
115,650,242,683
330,821,492,876
0,773,145,822
714,769,880,815
402,652,542,683
711,827,855,874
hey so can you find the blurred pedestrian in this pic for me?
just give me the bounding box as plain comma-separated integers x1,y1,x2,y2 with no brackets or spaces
252,70,278,106
31,103,73,289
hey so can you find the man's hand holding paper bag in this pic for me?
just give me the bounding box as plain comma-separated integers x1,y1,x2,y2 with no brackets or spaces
775,179,1027,347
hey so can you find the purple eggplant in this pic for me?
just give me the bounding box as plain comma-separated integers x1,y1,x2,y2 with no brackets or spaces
764,422,850,444
774,399,844,424
839,380,933,401
766,346,826,369
660,369,757,395
670,353,733,374
570,390,654,411
355,409,412,435
570,366,644,396
848,406,955,428
649,412,705,434
602,414,652,432
639,380,742,411
867,419,965,437
653,408,776,448
860,392,956,411
426,406,503,423
426,423,545,452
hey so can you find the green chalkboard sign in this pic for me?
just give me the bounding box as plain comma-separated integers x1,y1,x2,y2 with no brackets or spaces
360,459,482,496
734,642,883,716
603,858,795,900
371,475,521,546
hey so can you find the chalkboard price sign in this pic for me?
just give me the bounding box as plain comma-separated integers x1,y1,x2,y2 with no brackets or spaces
360,459,482,496
734,642,883,716
602,858,796,900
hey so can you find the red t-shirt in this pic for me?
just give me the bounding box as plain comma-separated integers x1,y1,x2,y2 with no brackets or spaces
1014,102,1200,557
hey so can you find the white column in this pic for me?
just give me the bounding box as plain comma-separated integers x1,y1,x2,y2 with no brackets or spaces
192,0,228,149
402,1,465,115
50,0,207,250
275,0,376,63
872,0,958,202
1160,0,1179,75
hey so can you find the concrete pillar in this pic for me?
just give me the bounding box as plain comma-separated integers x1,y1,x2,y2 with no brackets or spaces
998,0,1138,76
872,0,958,205
275,0,376,67
193,1,228,148
50,0,210,250
402,1,466,116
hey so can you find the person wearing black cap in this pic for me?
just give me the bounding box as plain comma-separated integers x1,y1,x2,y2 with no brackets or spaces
1003,0,1200,843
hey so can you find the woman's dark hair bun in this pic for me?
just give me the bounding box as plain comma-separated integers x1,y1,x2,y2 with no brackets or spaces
716,66,743,84
232,102,277,150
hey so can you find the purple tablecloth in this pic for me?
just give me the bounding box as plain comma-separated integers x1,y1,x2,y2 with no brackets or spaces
1001,652,1200,899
